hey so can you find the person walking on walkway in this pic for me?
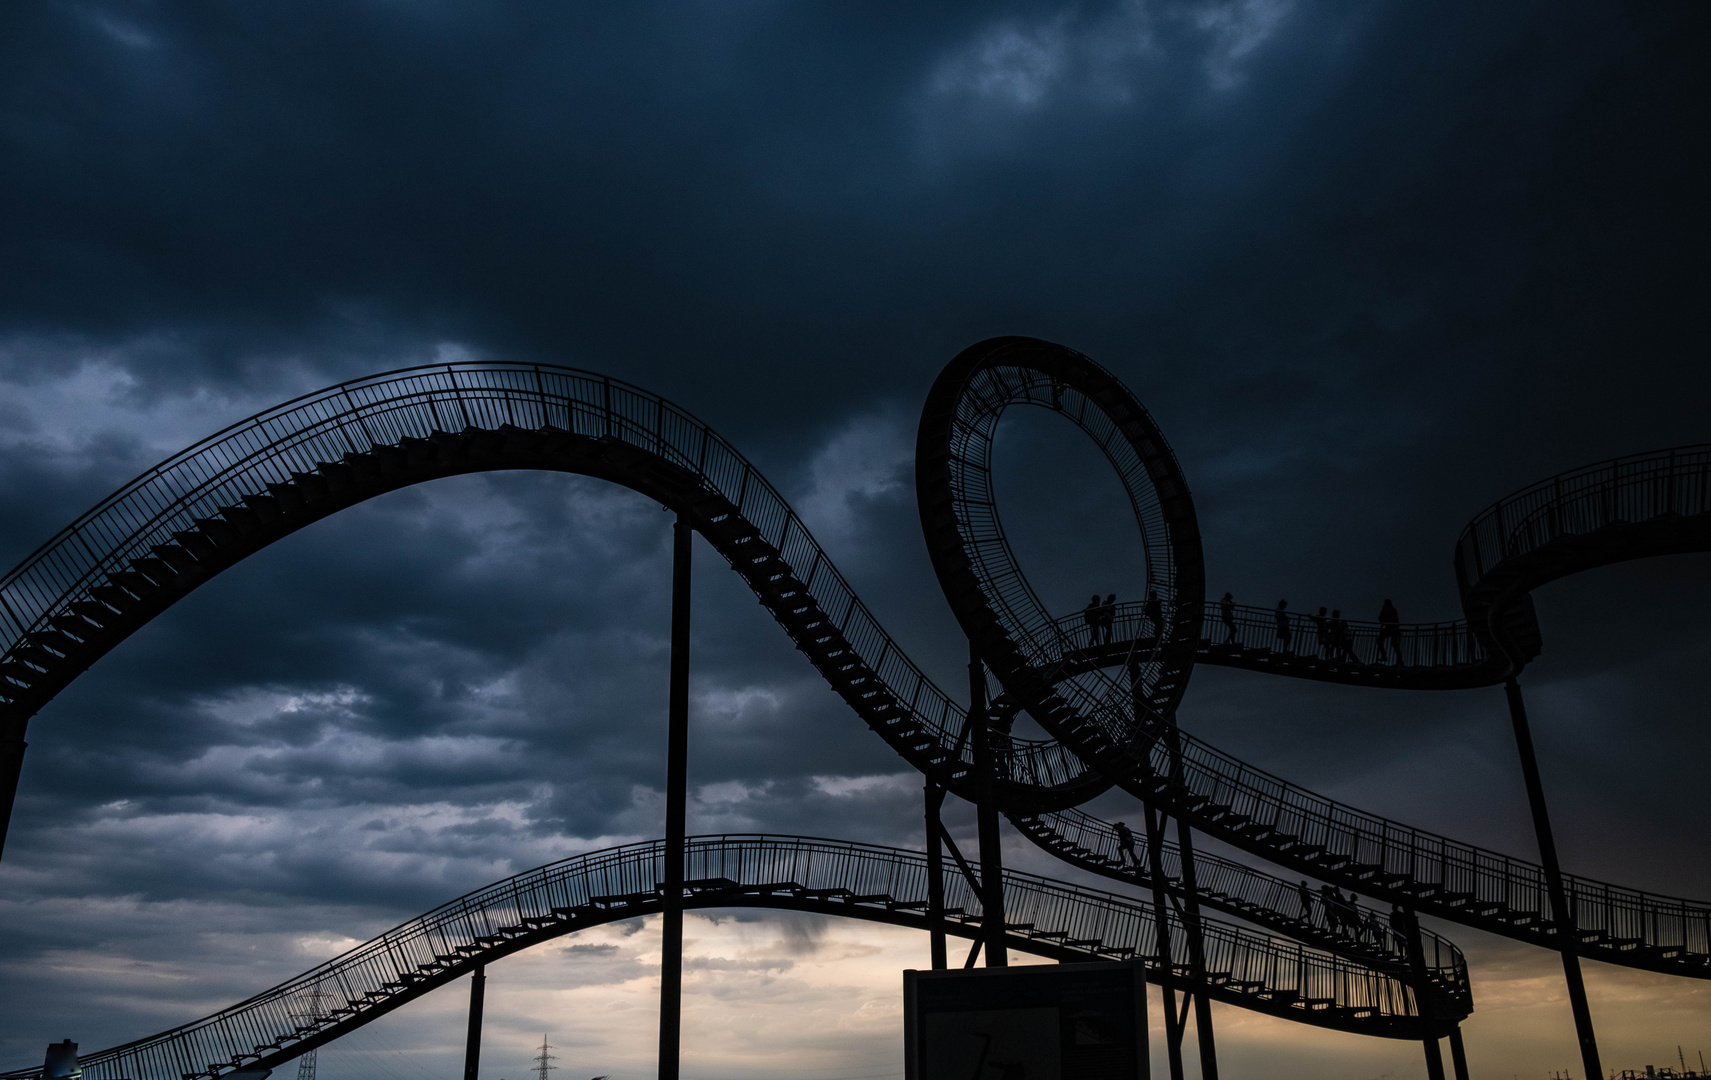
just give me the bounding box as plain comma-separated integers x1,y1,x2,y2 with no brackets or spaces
1113,820,1141,867
1082,594,1101,647
1143,588,1164,641
1099,593,1117,645
1313,606,1331,659
1220,592,1237,644
1377,598,1402,663
1319,884,1343,932
1389,903,1409,953
1273,599,1291,654
1330,609,1354,662
1297,879,1314,920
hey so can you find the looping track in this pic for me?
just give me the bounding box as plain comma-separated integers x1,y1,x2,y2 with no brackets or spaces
0,343,1706,1076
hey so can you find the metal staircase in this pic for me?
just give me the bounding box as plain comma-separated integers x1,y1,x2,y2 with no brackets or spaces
0,836,1459,1080
915,337,1711,979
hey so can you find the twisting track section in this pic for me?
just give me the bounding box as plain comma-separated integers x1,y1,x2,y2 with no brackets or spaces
0,341,1705,1075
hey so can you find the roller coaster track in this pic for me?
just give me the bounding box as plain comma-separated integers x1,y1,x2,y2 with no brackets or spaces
0,347,1704,1071
915,337,1711,977
1007,806,1465,978
0,835,1460,1080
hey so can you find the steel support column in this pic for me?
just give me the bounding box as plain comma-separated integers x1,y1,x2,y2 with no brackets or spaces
1162,719,1216,1080
1504,677,1600,1079
1143,803,1186,1080
968,649,1006,967
1402,908,1446,1080
0,733,24,864
462,965,486,1080
1447,1026,1470,1080
1133,664,1185,1080
925,781,948,971
658,517,692,1080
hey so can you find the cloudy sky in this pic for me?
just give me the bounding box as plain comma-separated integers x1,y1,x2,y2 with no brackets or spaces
1,2,1707,1078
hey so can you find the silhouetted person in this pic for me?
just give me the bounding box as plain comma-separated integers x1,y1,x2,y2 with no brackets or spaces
1312,606,1330,659
1296,879,1313,919
1378,598,1401,663
1346,894,1365,941
1330,609,1354,662
1099,593,1117,645
1219,591,1237,644
1389,903,1408,951
1143,588,1163,639
1113,820,1141,867
1082,594,1101,647
1273,599,1291,654
1319,884,1341,931
1364,906,1385,946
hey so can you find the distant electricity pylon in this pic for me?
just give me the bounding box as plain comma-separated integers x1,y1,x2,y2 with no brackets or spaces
292,985,328,1080
530,1036,556,1080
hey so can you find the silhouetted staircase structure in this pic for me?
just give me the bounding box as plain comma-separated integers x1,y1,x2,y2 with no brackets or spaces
0,836,1458,1080
0,351,1707,1077
1010,807,1466,985
916,338,1711,979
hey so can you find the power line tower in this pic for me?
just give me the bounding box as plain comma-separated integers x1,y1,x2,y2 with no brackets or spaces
293,985,328,1080
530,1036,556,1080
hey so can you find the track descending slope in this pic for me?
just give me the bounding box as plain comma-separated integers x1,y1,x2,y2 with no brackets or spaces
0,836,1456,1080
1009,807,1466,983
916,337,1711,977
0,362,1107,843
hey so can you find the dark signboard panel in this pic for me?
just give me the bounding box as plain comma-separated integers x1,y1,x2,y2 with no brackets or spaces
904,962,1149,1080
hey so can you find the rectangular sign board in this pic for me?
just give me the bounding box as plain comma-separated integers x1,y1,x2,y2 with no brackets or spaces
903,961,1148,1080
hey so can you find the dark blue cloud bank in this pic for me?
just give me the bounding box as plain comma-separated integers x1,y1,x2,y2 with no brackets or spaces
0,2,1707,1077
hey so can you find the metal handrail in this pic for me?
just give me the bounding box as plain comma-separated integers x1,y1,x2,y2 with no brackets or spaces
0,836,1438,1080
0,362,1092,798
1014,806,1469,988
1456,444,1711,593
1054,601,1488,671
924,345,1711,968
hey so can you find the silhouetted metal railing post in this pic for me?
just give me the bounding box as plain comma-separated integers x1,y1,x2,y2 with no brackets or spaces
1503,676,1600,1079
925,781,948,970
658,517,693,1080
462,965,485,1080
969,649,1006,967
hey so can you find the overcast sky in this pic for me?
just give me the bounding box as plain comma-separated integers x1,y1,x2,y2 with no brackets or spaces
0,2,1707,1079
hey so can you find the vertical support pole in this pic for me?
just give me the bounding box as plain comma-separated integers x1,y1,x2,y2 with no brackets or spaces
1143,804,1185,1080
1402,909,1446,1080
968,648,1006,967
1447,1027,1470,1080
1160,712,1217,1080
0,733,25,864
925,781,948,971
1133,664,1184,1080
1504,677,1601,1079
463,965,486,1080
658,517,692,1080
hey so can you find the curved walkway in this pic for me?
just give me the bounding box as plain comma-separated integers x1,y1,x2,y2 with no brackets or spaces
0,836,1458,1080
915,337,1711,977
0,351,1705,1071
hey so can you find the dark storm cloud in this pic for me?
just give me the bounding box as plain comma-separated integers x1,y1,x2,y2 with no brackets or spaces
0,1,1707,1076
